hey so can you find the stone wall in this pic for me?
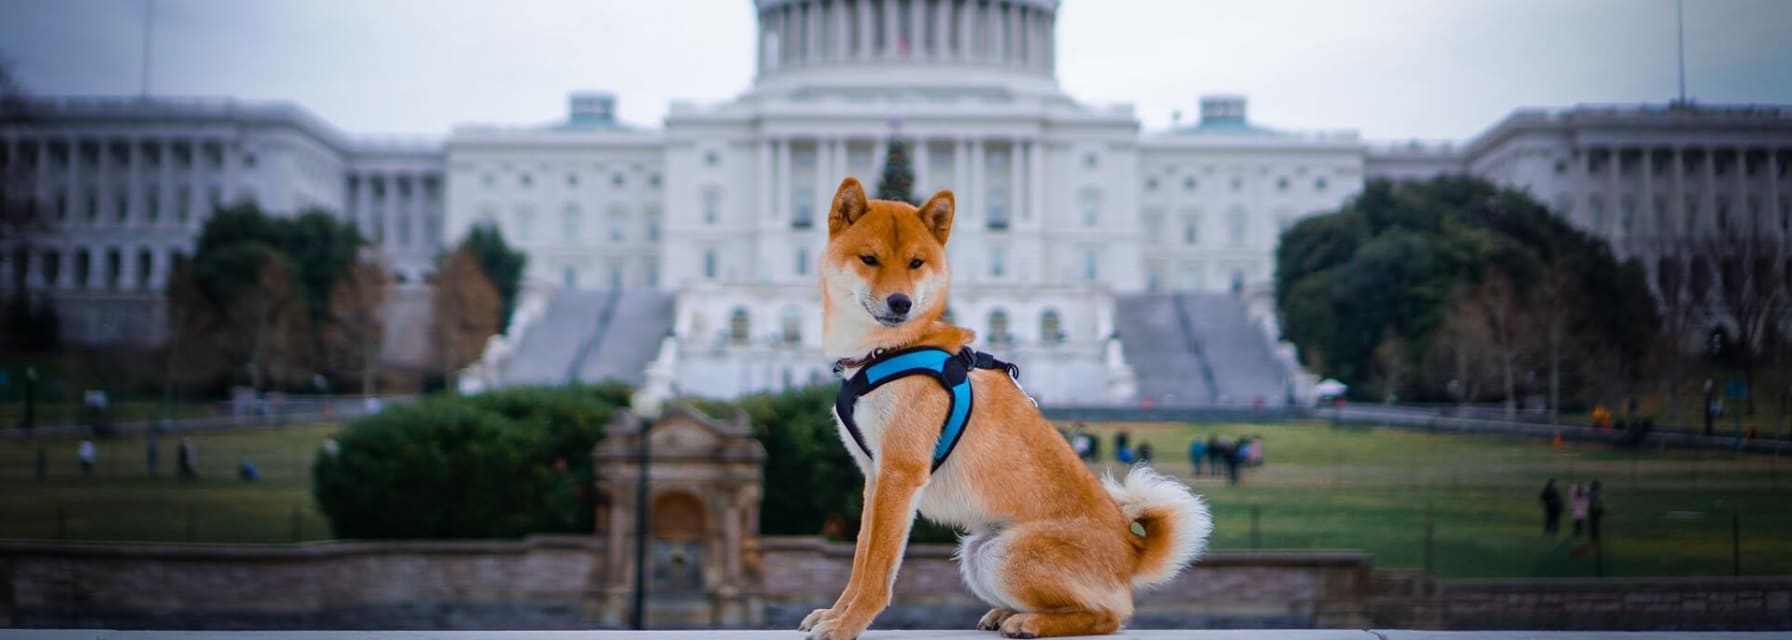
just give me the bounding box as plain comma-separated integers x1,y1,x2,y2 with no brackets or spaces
761,538,1376,629
3,536,1788,630
1437,577,1792,631
0,536,606,629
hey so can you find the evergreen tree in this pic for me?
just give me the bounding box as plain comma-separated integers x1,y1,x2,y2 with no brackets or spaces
875,139,917,205
460,225,526,334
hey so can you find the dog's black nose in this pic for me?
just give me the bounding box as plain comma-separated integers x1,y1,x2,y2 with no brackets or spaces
887,294,912,315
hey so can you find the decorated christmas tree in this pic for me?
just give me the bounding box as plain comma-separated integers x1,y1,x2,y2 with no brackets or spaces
875,138,917,205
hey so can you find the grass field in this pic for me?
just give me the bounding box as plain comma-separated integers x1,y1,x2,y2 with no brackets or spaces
0,424,340,544
3,419,1790,579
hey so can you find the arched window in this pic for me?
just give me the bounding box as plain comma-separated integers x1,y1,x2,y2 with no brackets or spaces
988,309,1010,345
104,248,121,290
780,305,802,346
729,308,750,345
1040,309,1063,345
42,250,61,288
136,248,154,289
74,249,91,289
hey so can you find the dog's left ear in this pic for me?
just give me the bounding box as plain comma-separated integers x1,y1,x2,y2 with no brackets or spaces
916,190,954,245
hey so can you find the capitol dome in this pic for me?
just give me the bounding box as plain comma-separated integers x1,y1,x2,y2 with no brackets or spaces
752,0,1061,98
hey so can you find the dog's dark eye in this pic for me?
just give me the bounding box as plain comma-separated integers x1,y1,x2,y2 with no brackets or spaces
908,258,924,269
860,255,878,266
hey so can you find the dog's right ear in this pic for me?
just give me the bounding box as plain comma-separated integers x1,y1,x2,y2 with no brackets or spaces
829,177,869,237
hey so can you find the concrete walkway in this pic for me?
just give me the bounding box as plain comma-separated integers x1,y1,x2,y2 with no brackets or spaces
7,631,1790,639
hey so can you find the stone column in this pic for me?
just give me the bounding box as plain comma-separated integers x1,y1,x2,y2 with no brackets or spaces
814,137,831,225
953,139,969,219
1574,146,1590,230
909,0,926,59
190,139,207,229
1672,147,1686,237
934,0,953,58
1009,139,1024,223
969,138,985,225
776,137,792,223
159,137,175,227
1029,138,1044,224
1702,147,1716,235
883,0,899,58
60,136,77,227
97,138,113,229
1735,146,1748,232
1606,147,1619,240
758,137,774,223
1770,150,1782,238
810,1,824,65
1642,147,1655,240
913,137,928,194
128,137,145,228
857,0,874,60
957,0,974,60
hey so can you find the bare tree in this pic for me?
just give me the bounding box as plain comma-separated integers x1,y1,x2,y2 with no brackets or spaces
227,254,304,391
430,248,500,388
1693,223,1789,414
327,259,392,397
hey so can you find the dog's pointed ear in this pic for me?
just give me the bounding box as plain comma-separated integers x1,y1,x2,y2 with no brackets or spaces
916,190,955,245
829,177,869,237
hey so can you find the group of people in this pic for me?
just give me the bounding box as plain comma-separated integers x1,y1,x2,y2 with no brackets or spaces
1539,478,1605,541
1066,425,1156,465
1188,435,1263,486
65,435,206,480
1063,424,1263,487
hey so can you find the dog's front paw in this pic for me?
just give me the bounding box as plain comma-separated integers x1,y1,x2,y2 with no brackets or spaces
798,607,836,632
999,613,1042,639
977,607,1019,631
807,612,871,640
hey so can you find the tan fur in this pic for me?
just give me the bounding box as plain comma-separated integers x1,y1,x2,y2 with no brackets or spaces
800,177,1209,640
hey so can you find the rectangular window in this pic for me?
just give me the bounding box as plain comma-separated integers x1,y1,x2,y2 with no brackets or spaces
563,206,581,239
990,247,1005,278
646,208,662,241
795,247,810,276
645,262,660,287
1083,250,1099,282
1183,213,1200,245
1080,190,1100,227
516,206,535,241
702,188,721,224
792,189,815,228
703,250,717,280
610,262,623,288
146,188,160,223
1228,208,1247,246
1142,211,1163,244
609,208,627,242
987,189,1009,230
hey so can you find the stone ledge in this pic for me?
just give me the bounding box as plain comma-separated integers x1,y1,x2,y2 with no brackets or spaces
6,631,1791,639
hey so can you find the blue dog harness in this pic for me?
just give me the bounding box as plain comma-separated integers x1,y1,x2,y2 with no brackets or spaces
833,346,1021,472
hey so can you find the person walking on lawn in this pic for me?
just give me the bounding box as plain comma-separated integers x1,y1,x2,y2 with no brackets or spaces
1539,478,1564,536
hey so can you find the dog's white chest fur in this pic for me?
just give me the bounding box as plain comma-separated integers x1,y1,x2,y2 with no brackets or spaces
832,383,990,530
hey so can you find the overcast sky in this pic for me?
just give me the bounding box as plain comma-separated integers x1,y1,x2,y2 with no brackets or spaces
2,0,1789,142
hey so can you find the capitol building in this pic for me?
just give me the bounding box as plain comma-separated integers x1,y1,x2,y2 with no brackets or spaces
3,0,1789,405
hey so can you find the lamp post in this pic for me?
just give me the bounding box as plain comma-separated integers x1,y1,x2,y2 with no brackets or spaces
629,390,664,630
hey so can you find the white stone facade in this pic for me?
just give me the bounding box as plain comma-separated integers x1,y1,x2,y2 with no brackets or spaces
9,3,1786,402
1365,105,1792,260
0,97,443,344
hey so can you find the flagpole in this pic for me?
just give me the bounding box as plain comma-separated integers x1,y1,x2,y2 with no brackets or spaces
1676,0,1686,104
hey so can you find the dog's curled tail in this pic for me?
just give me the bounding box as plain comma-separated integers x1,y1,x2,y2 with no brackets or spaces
1102,465,1213,590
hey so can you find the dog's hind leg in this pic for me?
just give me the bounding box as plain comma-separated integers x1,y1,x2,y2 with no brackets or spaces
988,522,1134,638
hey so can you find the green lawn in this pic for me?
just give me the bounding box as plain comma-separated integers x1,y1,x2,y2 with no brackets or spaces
1076,421,1792,579
0,424,340,543
3,419,1790,580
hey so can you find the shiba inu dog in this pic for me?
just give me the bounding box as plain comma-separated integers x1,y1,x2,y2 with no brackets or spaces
799,177,1212,639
